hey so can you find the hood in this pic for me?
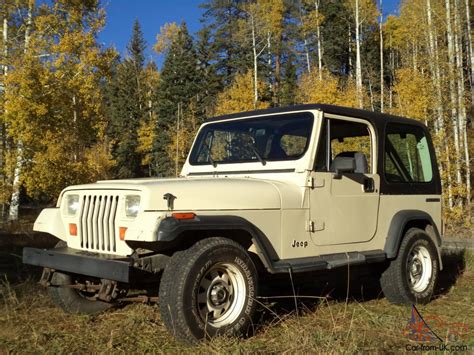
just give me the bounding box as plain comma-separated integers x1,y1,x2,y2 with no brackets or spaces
64,176,305,211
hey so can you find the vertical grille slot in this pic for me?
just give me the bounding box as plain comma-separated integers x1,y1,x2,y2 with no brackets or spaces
79,194,119,252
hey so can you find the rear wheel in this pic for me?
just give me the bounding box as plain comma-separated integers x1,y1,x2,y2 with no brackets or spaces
159,237,258,343
380,228,439,304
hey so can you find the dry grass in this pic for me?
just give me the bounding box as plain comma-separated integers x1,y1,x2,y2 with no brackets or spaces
0,235,472,353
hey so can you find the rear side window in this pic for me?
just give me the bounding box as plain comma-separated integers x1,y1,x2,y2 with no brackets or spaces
384,123,433,183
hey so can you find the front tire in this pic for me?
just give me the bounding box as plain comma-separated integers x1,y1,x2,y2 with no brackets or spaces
380,228,439,304
159,237,258,343
48,271,114,315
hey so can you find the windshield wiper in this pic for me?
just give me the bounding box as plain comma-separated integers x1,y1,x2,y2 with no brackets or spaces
250,138,266,166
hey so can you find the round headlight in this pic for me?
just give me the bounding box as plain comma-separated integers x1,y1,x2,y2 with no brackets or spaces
66,195,80,216
125,195,141,218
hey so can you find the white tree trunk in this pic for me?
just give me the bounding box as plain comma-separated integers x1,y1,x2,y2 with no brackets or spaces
2,17,7,77
299,7,311,74
348,25,353,78
175,103,180,177
454,0,470,207
426,0,444,134
8,0,33,221
425,0,449,207
267,30,273,92
379,0,384,112
315,0,322,80
465,0,474,125
1,16,7,220
355,0,363,108
445,0,462,193
251,14,258,108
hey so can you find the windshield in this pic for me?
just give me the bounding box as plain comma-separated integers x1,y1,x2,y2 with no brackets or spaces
189,112,314,166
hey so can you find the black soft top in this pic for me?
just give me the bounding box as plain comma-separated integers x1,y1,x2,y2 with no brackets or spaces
207,104,426,131
207,103,440,196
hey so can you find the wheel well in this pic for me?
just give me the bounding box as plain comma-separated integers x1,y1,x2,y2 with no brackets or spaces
169,229,254,253
385,212,442,259
402,219,431,237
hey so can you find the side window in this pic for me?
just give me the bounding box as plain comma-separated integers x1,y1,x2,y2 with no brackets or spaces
315,117,373,174
384,124,433,183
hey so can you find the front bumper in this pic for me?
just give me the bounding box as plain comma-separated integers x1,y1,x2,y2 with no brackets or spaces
23,247,139,283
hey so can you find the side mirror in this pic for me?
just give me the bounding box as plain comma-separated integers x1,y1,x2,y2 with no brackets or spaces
333,157,356,179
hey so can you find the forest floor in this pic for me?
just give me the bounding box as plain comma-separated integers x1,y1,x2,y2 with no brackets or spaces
0,226,472,352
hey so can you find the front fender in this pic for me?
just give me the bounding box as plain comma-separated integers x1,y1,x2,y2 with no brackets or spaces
33,208,66,241
155,215,279,272
123,212,165,242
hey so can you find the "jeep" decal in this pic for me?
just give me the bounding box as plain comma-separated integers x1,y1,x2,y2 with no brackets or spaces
291,240,308,248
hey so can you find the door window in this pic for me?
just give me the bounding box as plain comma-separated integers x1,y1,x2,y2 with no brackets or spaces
315,117,373,174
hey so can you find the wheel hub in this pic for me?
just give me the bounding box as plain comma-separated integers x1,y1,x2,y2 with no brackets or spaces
411,259,423,277
209,282,229,306
407,245,433,293
196,262,247,328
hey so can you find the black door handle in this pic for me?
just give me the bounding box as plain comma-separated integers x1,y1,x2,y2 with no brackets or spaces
363,178,375,192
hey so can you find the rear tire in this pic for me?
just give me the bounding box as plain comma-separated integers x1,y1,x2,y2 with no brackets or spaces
47,241,113,315
380,228,439,305
159,237,258,343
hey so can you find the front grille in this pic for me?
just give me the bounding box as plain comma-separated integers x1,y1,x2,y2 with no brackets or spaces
79,195,119,252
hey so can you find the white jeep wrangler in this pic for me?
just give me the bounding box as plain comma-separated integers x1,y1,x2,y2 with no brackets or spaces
24,104,443,343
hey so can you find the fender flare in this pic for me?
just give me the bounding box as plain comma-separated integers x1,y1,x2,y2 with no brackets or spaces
384,210,443,268
156,215,279,271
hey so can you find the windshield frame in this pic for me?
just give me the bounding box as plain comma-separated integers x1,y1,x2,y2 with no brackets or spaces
188,112,315,166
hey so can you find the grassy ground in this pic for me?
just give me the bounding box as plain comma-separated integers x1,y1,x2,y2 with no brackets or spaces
0,233,472,353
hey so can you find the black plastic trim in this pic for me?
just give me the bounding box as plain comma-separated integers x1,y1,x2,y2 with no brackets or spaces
23,247,138,283
156,215,389,274
270,250,386,273
207,104,425,127
384,210,442,259
156,215,279,271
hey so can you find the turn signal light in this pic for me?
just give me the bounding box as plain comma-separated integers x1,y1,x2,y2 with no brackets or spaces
119,227,128,241
69,223,77,236
172,212,196,220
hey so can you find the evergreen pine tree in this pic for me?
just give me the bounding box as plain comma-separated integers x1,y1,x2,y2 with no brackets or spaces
107,20,147,178
200,1,250,85
195,27,221,119
319,1,352,75
154,22,199,177
280,54,298,106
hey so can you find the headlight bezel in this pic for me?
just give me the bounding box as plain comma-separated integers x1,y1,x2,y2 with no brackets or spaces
65,194,80,216
125,195,141,218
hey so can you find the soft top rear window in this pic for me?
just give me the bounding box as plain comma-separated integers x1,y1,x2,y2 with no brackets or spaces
384,123,433,183
189,112,314,166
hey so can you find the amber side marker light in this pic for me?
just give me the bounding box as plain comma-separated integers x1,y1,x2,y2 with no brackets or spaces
172,212,196,220
69,223,77,236
119,227,128,241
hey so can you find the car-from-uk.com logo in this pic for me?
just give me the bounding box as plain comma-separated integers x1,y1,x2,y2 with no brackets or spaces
403,305,470,352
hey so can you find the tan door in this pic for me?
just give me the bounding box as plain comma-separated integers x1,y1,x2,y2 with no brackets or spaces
309,172,380,246
309,114,380,246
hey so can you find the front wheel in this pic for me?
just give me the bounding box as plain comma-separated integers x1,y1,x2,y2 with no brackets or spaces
159,237,258,343
46,241,114,315
380,228,439,304
48,271,114,315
